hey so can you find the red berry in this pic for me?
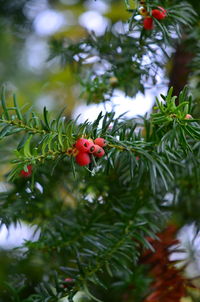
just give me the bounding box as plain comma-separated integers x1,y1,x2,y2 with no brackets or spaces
63,278,75,288
75,138,90,152
88,141,96,153
152,7,166,20
143,17,154,30
94,137,107,147
64,278,74,282
20,165,32,178
75,152,91,166
90,144,100,154
185,114,193,119
94,146,105,158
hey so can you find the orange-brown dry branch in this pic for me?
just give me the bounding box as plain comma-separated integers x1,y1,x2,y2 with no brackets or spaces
142,225,186,302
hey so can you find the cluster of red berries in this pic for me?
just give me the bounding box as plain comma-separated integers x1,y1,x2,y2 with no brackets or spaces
19,138,107,177
68,137,107,167
20,165,32,178
140,6,167,30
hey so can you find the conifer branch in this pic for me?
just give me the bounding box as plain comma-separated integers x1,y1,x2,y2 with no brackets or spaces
0,1,199,301
0,87,199,191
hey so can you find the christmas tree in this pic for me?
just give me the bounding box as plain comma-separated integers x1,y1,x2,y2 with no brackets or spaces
0,0,200,301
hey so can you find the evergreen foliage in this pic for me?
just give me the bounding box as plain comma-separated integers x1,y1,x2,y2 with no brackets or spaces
0,0,200,301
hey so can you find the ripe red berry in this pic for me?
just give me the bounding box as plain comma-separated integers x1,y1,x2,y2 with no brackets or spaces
143,17,154,30
88,141,96,153
94,146,105,158
89,144,100,154
20,165,32,178
94,137,107,147
185,114,193,119
75,138,90,152
63,278,75,288
75,152,91,166
152,7,167,20
64,278,74,282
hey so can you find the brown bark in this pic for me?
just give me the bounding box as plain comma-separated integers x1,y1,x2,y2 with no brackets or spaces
168,42,193,100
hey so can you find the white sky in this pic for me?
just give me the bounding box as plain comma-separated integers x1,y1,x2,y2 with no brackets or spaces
0,222,40,249
73,87,167,122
